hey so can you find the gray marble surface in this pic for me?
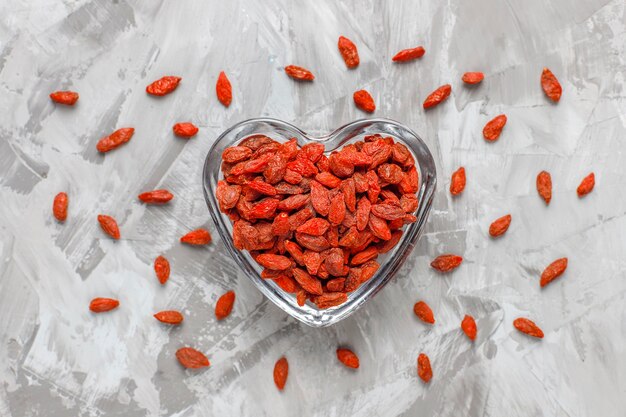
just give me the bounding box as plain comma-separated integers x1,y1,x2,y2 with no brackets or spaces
1,0,625,416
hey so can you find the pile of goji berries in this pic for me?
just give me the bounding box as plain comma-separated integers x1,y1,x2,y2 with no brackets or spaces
48,33,596,389
217,132,420,309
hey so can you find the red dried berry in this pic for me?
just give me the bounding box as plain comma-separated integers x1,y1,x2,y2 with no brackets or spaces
489,214,512,237
273,357,289,390
336,348,360,369
154,255,170,285
430,254,463,273
50,91,79,105
536,171,552,204
541,68,562,102
138,189,174,204
423,84,451,109
292,268,323,295
96,128,135,153
577,173,595,197
154,310,183,324
53,192,68,222
216,71,232,107
285,65,315,81
461,315,477,341
215,290,235,320
540,257,568,288
483,114,507,142
256,254,292,270
413,301,435,324
173,122,199,138
450,167,466,196
97,214,120,239
338,36,360,68
146,76,181,96
353,90,375,113
89,297,119,313
417,353,432,383
513,318,544,338
461,72,484,84
180,229,212,245
392,46,425,62
176,347,210,369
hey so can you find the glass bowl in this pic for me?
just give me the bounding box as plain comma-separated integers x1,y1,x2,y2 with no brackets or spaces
203,118,436,327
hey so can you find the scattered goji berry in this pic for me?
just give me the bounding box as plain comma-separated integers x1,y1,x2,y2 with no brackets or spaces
540,257,568,287
392,46,425,62
89,297,119,313
413,301,435,324
96,128,135,153
536,171,552,204
423,84,451,109
338,36,359,68
285,65,315,81
483,114,507,142
541,68,562,102
173,122,199,138
50,91,79,105
513,318,544,338
489,214,512,237
430,254,463,272
138,189,174,204
154,310,184,324
97,214,120,239
314,292,348,309
215,290,235,320
353,90,375,113
180,229,212,245
577,173,595,197
336,348,360,369
154,255,170,285
417,353,432,383
216,71,232,107
273,357,289,390
462,72,484,84
450,167,466,196
461,315,477,341
53,192,68,222
146,76,181,96
176,347,210,369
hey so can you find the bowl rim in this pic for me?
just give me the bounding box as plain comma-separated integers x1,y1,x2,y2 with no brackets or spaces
203,117,437,327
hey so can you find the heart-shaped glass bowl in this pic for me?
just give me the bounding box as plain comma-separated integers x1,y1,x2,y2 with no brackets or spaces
203,118,436,327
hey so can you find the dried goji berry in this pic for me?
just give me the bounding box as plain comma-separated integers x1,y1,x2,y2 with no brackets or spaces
350,246,378,266
462,72,484,84
430,254,463,272
338,36,359,68
536,171,552,204
541,68,562,102
303,250,323,275
222,146,253,163
50,91,79,105
180,229,212,245
138,189,174,204
285,65,315,81
397,166,418,195
292,268,323,295
368,214,391,241
377,230,403,254
413,301,435,324
328,193,346,226
310,180,331,216
216,71,232,107
461,315,477,341
96,128,135,153
256,254,292,270
296,289,307,306
577,173,595,197
489,214,512,237
274,275,298,293
483,114,507,142
176,347,210,369
97,214,120,239
353,90,375,113
154,255,170,285
540,257,567,288
314,292,348,309
53,192,68,222
146,76,181,96
247,180,278,196
173,122,199,138
273,357,289,390
400,194,418,213
513,318,544,338
154,310,183,324
336,348,359,369
315,172,342,189
450,167,466,196
296,233,330,252
215,290,235,320
297,218,330,236
89,297,119,313
423,84,451,109
417,353,432,383
326,277,346,292
371,203,405,221
392,46,425,62
278,194,310,211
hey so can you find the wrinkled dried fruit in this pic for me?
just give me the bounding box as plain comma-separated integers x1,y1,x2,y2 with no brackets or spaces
274,357,289,390
89,297,119,313
285,65,314,81
536,171,552,204
353,90,375,113
489,214,511,237
146,76,181,96
483,114,507,142
96,127,135,153
176,347,210,369
138,189,174,204
430,254,463,272
314,292,348,309
256,254,292,270
392,46,425,62
417,353,432,383
180,229,212,245
173,122,199,138
292,268,323,295
338,36,359,68
97,214,120,239
297,218,330,236
50,91,79,105
462,72,484,84
577,173,595,197
540,257,568,288
541,68,562,102
216,71,232,107
413,301,435,324
336,348,359,369
423,84,451,109
450,167,466,196
215,290,235,320
53,192,68,222
513,318,544,338
154,255,170,285
154,310,183,324
461,315,477,341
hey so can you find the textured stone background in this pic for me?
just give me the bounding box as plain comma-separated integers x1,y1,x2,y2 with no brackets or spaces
1,0,625,416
